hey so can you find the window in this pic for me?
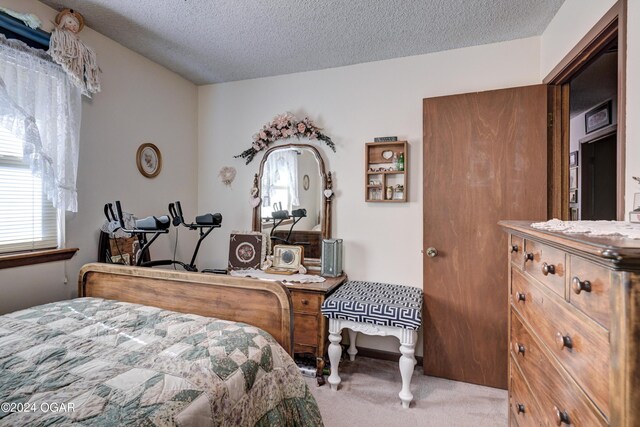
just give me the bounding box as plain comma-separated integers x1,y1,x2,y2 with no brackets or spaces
261,150,300,218
0,125,58,254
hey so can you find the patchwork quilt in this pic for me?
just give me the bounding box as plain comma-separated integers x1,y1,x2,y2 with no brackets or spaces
0,298,323,426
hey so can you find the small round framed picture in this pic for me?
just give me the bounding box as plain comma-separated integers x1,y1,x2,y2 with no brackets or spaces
136,143,162,178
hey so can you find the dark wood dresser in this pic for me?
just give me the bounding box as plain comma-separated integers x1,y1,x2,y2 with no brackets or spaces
283,275,347,379
500,221,640,427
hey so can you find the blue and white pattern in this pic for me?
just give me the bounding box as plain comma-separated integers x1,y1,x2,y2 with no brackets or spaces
321,281,423,330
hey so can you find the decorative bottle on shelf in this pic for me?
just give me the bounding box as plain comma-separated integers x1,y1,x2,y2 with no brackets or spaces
392,153,398,170
386,186,393,200
397,152,405,171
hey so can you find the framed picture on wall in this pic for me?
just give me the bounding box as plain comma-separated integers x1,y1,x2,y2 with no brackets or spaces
569,151,578,167
570,189,578,204
584,100,612,134
569,167,578,189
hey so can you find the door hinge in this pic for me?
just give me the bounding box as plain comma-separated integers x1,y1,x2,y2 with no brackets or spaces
548,113,554,127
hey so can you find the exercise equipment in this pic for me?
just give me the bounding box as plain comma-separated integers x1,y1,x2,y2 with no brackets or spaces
269,208,309,247
103,200,225,273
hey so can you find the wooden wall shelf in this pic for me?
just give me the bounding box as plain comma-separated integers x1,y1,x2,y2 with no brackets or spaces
365,141,408,202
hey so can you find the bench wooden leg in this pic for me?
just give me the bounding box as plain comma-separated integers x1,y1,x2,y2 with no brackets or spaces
398,329,418,408
347,329,358,361
327,319,343,391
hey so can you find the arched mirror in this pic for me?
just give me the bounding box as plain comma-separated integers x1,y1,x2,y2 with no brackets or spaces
252,143,332,263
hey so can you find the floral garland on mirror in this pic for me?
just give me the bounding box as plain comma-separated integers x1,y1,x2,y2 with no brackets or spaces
235,112,336,164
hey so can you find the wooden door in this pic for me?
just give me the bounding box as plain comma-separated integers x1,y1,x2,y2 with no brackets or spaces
423,85,550,389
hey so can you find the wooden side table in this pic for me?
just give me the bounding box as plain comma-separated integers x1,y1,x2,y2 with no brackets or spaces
283,274,347,385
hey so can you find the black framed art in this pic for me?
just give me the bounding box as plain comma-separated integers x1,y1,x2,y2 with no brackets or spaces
584,100,612,134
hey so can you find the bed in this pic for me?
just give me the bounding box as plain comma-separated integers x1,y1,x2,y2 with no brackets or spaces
0,263,323,426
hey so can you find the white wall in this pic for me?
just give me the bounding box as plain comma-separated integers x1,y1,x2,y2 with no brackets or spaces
198,37,541,354
540,0,639,214
0,0,198,314
626,1,640,212
540,0,618,79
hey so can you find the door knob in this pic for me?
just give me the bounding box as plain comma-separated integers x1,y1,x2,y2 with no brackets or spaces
426,247,438,258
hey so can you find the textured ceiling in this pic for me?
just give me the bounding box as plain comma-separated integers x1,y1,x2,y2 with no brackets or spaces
40,0,565,85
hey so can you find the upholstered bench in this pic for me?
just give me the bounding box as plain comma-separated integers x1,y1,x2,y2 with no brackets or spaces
321,281,423,408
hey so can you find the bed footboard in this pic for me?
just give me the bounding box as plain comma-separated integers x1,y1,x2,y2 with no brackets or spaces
78,263,293,355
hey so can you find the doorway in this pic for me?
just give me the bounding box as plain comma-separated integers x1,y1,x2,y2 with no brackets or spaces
568,42,618,220
544,1,626,220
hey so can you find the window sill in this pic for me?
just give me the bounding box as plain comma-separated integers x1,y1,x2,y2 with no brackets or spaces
0,248,79,270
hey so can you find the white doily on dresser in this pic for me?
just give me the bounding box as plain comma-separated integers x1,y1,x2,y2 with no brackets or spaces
230,269,326,283
531,219,640,239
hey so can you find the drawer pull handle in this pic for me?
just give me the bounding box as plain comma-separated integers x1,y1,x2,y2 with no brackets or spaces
513,342,525,355
555,332,573,350
301,299,309,305
523,252,534,263
511,244,519,253
554,407,570,425
516,403,525,414
515,292,526,302
541,262,556,276
571,277,592,294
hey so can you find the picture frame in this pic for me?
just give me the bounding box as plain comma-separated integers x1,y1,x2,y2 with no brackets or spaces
570,207,579,221
569,189,578,204
569,151,578,167
569,167,578,190
136,143,162,178
584,100,612,134
228,231,267,270
268,244,304,274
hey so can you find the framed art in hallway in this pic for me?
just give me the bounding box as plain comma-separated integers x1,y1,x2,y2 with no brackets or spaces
569,151,578,167
584,100,612,134
569,167,578,189
570,189,578,204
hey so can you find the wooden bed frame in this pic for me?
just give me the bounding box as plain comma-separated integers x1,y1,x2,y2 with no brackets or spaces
78,263,293,355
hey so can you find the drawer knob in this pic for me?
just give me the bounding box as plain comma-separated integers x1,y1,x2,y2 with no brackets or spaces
516,403,525,414
511,244,519,253
301,299,309,305
541,262,556,276
515,292,526,302
571,277,592,294
555,332,573,350
513,342,525,355
523,252,534,263
554,407,570,425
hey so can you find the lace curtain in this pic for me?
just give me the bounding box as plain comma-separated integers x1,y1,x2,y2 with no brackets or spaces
0,34,82,212
261,149,300,210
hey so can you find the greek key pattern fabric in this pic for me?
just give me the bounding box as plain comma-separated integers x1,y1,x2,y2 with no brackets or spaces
321,281,423,330
0,298,322,426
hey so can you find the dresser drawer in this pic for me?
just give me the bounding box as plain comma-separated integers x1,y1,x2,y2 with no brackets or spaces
291,292,322,313
523,239,566,297
568,255,612,329
510,311,607,426
510,357,545,427
293,312,319,348
510,235,524,270
511,269,610,416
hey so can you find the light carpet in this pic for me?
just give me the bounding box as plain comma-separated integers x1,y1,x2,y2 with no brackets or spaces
305,357,507,427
